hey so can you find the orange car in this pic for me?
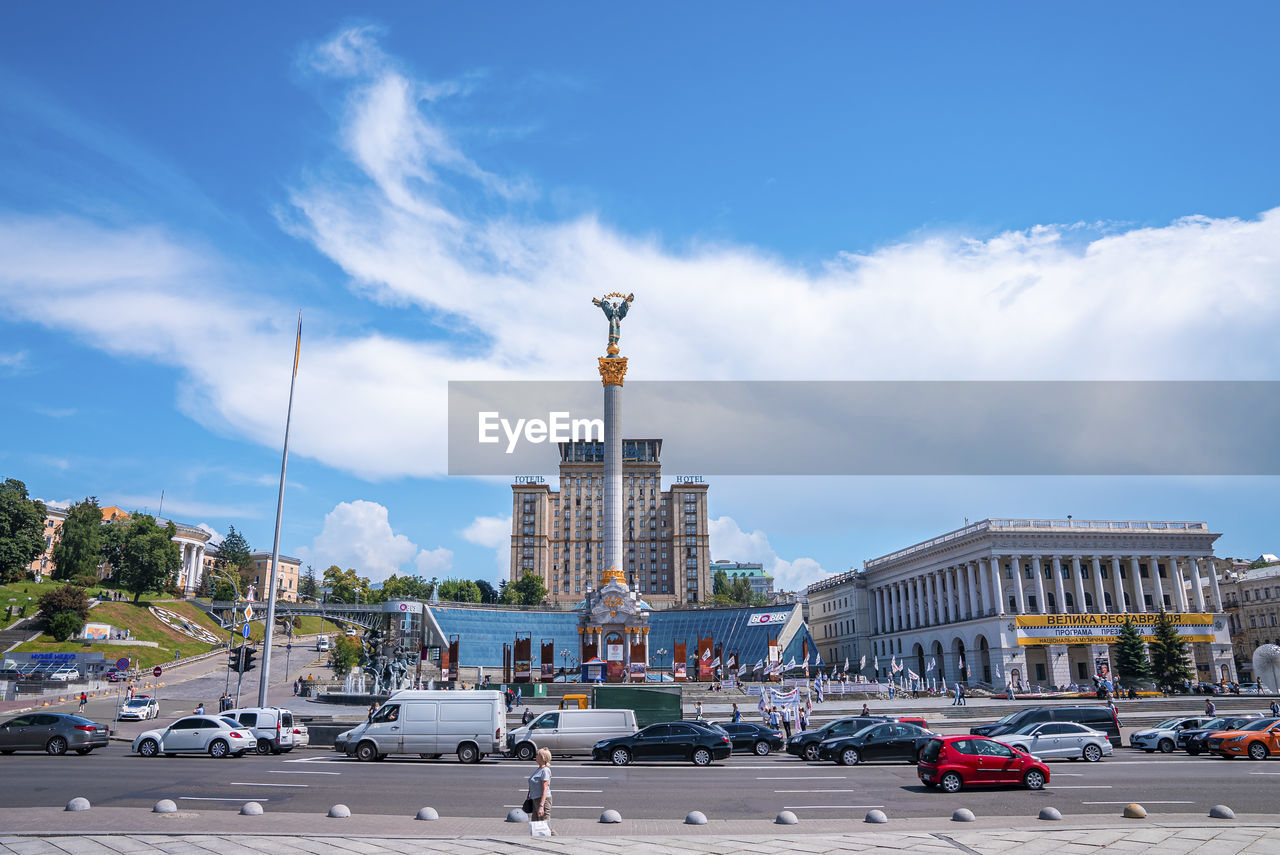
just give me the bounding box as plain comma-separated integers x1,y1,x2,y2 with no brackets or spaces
1207,717,1280,760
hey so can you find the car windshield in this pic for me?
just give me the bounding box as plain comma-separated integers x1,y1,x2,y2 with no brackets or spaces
1011,721,1047,735
1238,718,1280,732
220,717,239,728
123,699,148,707
993,712,1019,725
1197,718,1226,730
1153,718,1183,729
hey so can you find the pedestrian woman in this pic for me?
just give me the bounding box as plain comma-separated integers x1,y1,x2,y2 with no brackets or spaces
525,747,555,835
731,702,741,723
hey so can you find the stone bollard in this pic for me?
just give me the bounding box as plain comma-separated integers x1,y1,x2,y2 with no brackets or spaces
775,810,799,825
153,800,177,814
1209,805,1236,820
865,809,888,824
684,811,707,825
599,809,622,824
327,804,351,819
241,802,264,816
65,798,91,812
952,808,975,823
415,807,439,821
506,808,528,823
1038,807,1063,821
1123,803,1147,819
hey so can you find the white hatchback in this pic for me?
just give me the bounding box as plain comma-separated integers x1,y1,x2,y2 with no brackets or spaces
132,715,256,758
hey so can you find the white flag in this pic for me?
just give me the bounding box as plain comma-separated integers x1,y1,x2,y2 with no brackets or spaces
907,668,919,681
785,657,797,670
927,658,936,673
814,651,823,667
754,659,763,669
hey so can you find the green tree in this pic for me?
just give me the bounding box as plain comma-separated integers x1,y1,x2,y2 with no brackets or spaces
330,634,362,676
437,578,481,603
298,565,319,599
1113,616,1152,686
51,497,104,582
0,478,47,583
219,525,254,592
111,514,182,603
474,579,498,604
712,568,729,596
381,574,435,601
48,610,85,642
322,565,372,604
37,583,91,623
499,571,548,606
1149,609,1194,689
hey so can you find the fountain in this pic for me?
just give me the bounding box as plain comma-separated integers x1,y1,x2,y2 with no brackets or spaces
316,624,414,706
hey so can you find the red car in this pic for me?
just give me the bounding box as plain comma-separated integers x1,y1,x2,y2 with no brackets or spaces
917,735,1049,793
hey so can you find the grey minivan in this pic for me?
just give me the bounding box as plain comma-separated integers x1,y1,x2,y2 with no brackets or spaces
506,708,637,760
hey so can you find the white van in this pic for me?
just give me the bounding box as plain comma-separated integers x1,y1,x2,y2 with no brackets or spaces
224,706,297,754
340,689,504,763
506,708,637,760
317,636,331,652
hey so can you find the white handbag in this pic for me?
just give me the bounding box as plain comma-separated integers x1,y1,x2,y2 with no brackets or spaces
530,820,551,837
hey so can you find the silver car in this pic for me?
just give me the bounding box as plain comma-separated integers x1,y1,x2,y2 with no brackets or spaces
0,713,110,755
1130,716,1213,753
132,715,256,758
1001,721,1113,762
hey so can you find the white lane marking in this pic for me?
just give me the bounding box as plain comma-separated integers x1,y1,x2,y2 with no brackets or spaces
784,805,883,809
228,782,309,788
503,804,604,810
180,796,271,802
1049,785,1113,789
513,788,602,793
1082,800,1195,805
775,789,859,793
269,770,340,775
555,776,610,780
757,776,847,780
1249,772,1280,775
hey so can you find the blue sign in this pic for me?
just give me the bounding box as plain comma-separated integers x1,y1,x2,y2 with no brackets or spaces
242,623,251,639
116,657,130,670
32,652,77,662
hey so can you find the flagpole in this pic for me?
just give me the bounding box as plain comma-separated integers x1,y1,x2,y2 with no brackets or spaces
257,312,302,707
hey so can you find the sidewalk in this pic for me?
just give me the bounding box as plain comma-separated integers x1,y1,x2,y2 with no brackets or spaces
1,809,1277,855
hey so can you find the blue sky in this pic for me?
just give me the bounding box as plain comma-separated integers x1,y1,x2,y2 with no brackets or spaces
2,4,1279,590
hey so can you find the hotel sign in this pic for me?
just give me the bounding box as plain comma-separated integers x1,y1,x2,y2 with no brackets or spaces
1014,613,1216,646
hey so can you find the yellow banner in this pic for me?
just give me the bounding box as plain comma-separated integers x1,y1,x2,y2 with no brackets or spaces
1014,613,1216,646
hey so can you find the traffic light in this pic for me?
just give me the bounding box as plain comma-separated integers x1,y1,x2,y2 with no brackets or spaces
228,648,244,671
242,647,257,671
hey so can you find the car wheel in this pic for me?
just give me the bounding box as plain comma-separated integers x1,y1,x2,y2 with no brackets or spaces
753,740,771,756
1187,747,1201,756
611,748,632,766
75,747,93,755
1158,739,1175,754
1143,748,1154,753
208,739,230,759
515,742,537,762
1083,743,1103,763
940,771,963,793
356,741,379,762
1023,768,1046,790
803,743,820,762
45,737,68,756
165,753,177,758
692,747,713,766
1248,742,1270,761
233,751,247,757
457,742,480,764
256,738,272,756
841,747,860,766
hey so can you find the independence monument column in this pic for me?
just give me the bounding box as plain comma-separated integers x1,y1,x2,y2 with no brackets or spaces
593,292,634,586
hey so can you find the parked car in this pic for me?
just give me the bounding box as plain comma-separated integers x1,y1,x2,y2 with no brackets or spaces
593,721,732,766
897,716,931,730
1180,715,1263,755
289,720,310,748
317,636,331,652
1129,716,1214,753
132,715,256,758
117,696,160,721
787,715,893,761
46,667,81,682
971,705,1122,747
1208,717,1280,760
507,708,637,760
1000,721,1112,762
223,706,296,755
337,689,505,763
817,721,935,765
918,735,1050,793
710,721,785,755
104,669,127,683
0,713,110,755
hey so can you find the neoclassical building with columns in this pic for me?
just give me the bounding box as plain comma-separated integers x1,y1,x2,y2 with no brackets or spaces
807,518,1236,689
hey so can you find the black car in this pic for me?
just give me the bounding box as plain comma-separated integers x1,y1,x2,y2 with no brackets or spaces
786,715,892,761
711,721,785,755
817,721,935,765
970,706,1123,747
1179,715,1262,755
592,721,733,766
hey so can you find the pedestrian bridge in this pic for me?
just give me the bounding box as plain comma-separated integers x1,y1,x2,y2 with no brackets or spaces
204,600,384,631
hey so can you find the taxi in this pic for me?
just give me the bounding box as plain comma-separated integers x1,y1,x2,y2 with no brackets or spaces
1207,717,1280,760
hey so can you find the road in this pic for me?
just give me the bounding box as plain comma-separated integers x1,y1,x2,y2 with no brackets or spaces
1,744,1274,819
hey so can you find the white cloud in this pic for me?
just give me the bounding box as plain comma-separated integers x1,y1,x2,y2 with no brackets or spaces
710,515,833,592
110,494,258,521
462,514,511,582
0,350,29,375
297,499,454,582
415,546,454,577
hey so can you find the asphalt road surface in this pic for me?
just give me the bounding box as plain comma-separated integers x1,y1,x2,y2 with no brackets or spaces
2,745,1275,819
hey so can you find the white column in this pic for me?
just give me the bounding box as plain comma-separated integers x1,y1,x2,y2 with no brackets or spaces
927,573,939,626
1169,558,1188,613
1051,555,1067,614
1071,556,1086,615
907,578,917,629
940,570,951,623
1091,556,1106,614
988,558,1005,615
1111,557,1128,613
1128,556,1147,613
1206,558,1224,612
876,588,885,633
1149,556,1166,611
952,566,966,620
1010,555,1026,614
1188,558,1206,612
896,582,905,631
966,562,980,619
603,382,623,581
1032,555,1047,614
916,576,926,628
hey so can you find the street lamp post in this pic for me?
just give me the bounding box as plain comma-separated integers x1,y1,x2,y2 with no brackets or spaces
655,647,668,673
